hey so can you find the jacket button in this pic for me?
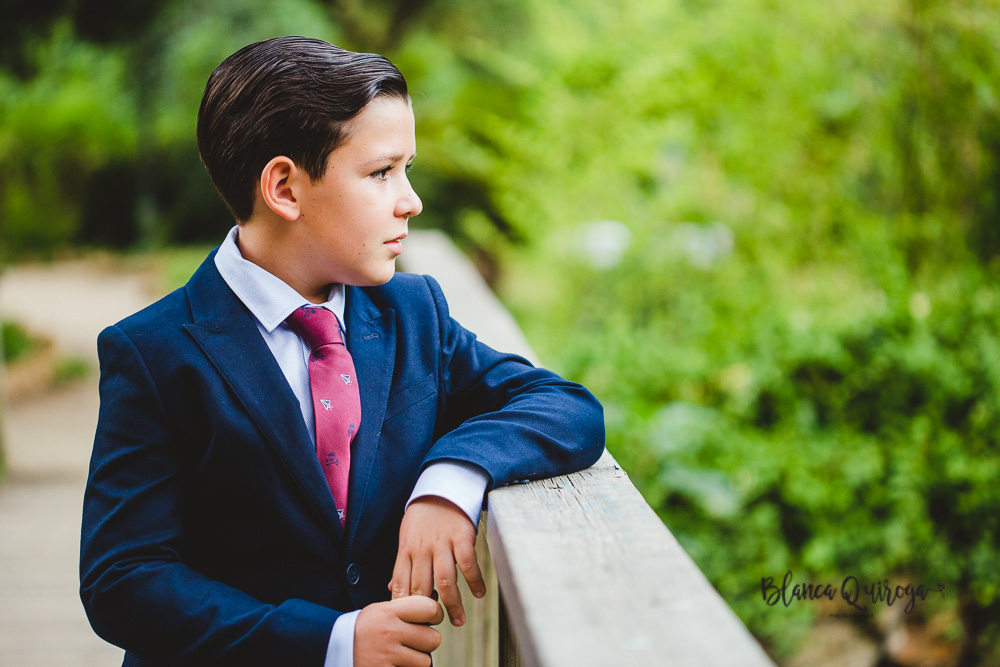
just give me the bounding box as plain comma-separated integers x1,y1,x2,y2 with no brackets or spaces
346,563,360,586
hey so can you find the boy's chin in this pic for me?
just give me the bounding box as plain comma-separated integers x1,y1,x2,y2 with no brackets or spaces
349,263,396,287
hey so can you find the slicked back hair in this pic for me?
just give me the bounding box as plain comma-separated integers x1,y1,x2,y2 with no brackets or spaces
197,36,409,221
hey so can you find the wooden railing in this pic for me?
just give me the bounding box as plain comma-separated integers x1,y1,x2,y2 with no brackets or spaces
400,231,776,667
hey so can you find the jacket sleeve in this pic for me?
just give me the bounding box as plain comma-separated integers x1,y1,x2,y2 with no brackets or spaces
418,275,605,488
80,324,341,666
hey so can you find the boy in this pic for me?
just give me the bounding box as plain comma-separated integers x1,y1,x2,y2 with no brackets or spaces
80,36,604,667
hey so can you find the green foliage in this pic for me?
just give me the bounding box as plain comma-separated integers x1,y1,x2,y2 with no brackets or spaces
53,356,91,384
1,320,43,364
155,244,216,291
0,22,137,259
542,250,1000,656
0,0,340,255
397,0,1000,659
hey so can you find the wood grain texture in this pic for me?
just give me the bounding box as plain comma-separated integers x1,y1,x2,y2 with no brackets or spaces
434,512,499,667
499,587,525,667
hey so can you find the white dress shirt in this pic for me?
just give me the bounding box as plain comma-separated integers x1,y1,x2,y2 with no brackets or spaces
214,226,487,666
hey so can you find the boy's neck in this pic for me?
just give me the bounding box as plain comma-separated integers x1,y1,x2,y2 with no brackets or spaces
235,219,332,305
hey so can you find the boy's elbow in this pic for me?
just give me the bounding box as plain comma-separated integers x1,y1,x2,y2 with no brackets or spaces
570,385,606,469
79,572,119,647
586,395,606,466
79,540,150,648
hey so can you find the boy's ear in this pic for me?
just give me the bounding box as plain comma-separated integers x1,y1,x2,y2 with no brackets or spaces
259,156,302,221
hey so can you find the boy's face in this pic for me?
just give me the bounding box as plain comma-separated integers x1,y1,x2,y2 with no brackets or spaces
292,96,421,288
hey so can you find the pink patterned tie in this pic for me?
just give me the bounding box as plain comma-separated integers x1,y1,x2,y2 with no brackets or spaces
286,306,360,527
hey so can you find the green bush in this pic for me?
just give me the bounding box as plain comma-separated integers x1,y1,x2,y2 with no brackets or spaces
0,0,340,256
0,23,137,259
1,320,43,365
450,0,1000,660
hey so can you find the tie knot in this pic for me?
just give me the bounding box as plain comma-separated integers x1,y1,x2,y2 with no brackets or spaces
286,306,344,351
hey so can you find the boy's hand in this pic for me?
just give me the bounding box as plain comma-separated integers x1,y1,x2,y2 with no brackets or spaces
354,596,443,667
389,496,486,627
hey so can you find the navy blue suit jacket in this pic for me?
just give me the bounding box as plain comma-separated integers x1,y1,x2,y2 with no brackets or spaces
80,251,604,666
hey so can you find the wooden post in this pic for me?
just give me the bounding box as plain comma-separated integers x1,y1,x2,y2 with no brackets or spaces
433,513,499,667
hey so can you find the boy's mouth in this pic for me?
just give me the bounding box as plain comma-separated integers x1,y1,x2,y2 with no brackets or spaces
384,233,407,255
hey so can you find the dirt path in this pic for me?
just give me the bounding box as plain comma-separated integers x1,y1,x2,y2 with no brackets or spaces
0,262,157,666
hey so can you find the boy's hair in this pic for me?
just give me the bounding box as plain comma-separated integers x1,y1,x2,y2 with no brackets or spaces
197,36,409,221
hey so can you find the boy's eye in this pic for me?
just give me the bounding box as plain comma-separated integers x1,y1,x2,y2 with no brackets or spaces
371,161,413,181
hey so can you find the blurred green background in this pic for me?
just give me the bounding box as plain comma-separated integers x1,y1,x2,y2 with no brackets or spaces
2,0,999,664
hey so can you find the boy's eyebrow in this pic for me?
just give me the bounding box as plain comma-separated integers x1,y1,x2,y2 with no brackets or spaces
363,152,416,167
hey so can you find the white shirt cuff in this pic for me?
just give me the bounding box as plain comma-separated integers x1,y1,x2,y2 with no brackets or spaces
323,610,360,667
405,461,489,528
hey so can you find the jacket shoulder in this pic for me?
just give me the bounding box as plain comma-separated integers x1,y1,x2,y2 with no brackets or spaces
110,287,192,336
106,249,223,342
361,272,444,313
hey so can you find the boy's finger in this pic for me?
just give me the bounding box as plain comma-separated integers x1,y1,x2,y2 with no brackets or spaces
390,554,412,600
433,549,464,626
395,644,437,667
454,539,486,598
409,550,433,598
394,595,445,625
401,623,443,654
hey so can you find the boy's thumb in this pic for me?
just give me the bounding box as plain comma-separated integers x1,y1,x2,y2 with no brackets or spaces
394,595,444,625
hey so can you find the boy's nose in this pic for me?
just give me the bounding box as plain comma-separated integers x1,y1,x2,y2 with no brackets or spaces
397,183,422,219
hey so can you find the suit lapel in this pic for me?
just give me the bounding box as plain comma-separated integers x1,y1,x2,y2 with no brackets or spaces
343,285,395,554
181,252,346,546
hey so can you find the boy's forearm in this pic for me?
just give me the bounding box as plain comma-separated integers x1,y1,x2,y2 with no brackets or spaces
425,375,605,487
425,274,605,488
429,346,606,489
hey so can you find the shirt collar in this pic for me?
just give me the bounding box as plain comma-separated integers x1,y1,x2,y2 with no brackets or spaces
214,226,346,333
